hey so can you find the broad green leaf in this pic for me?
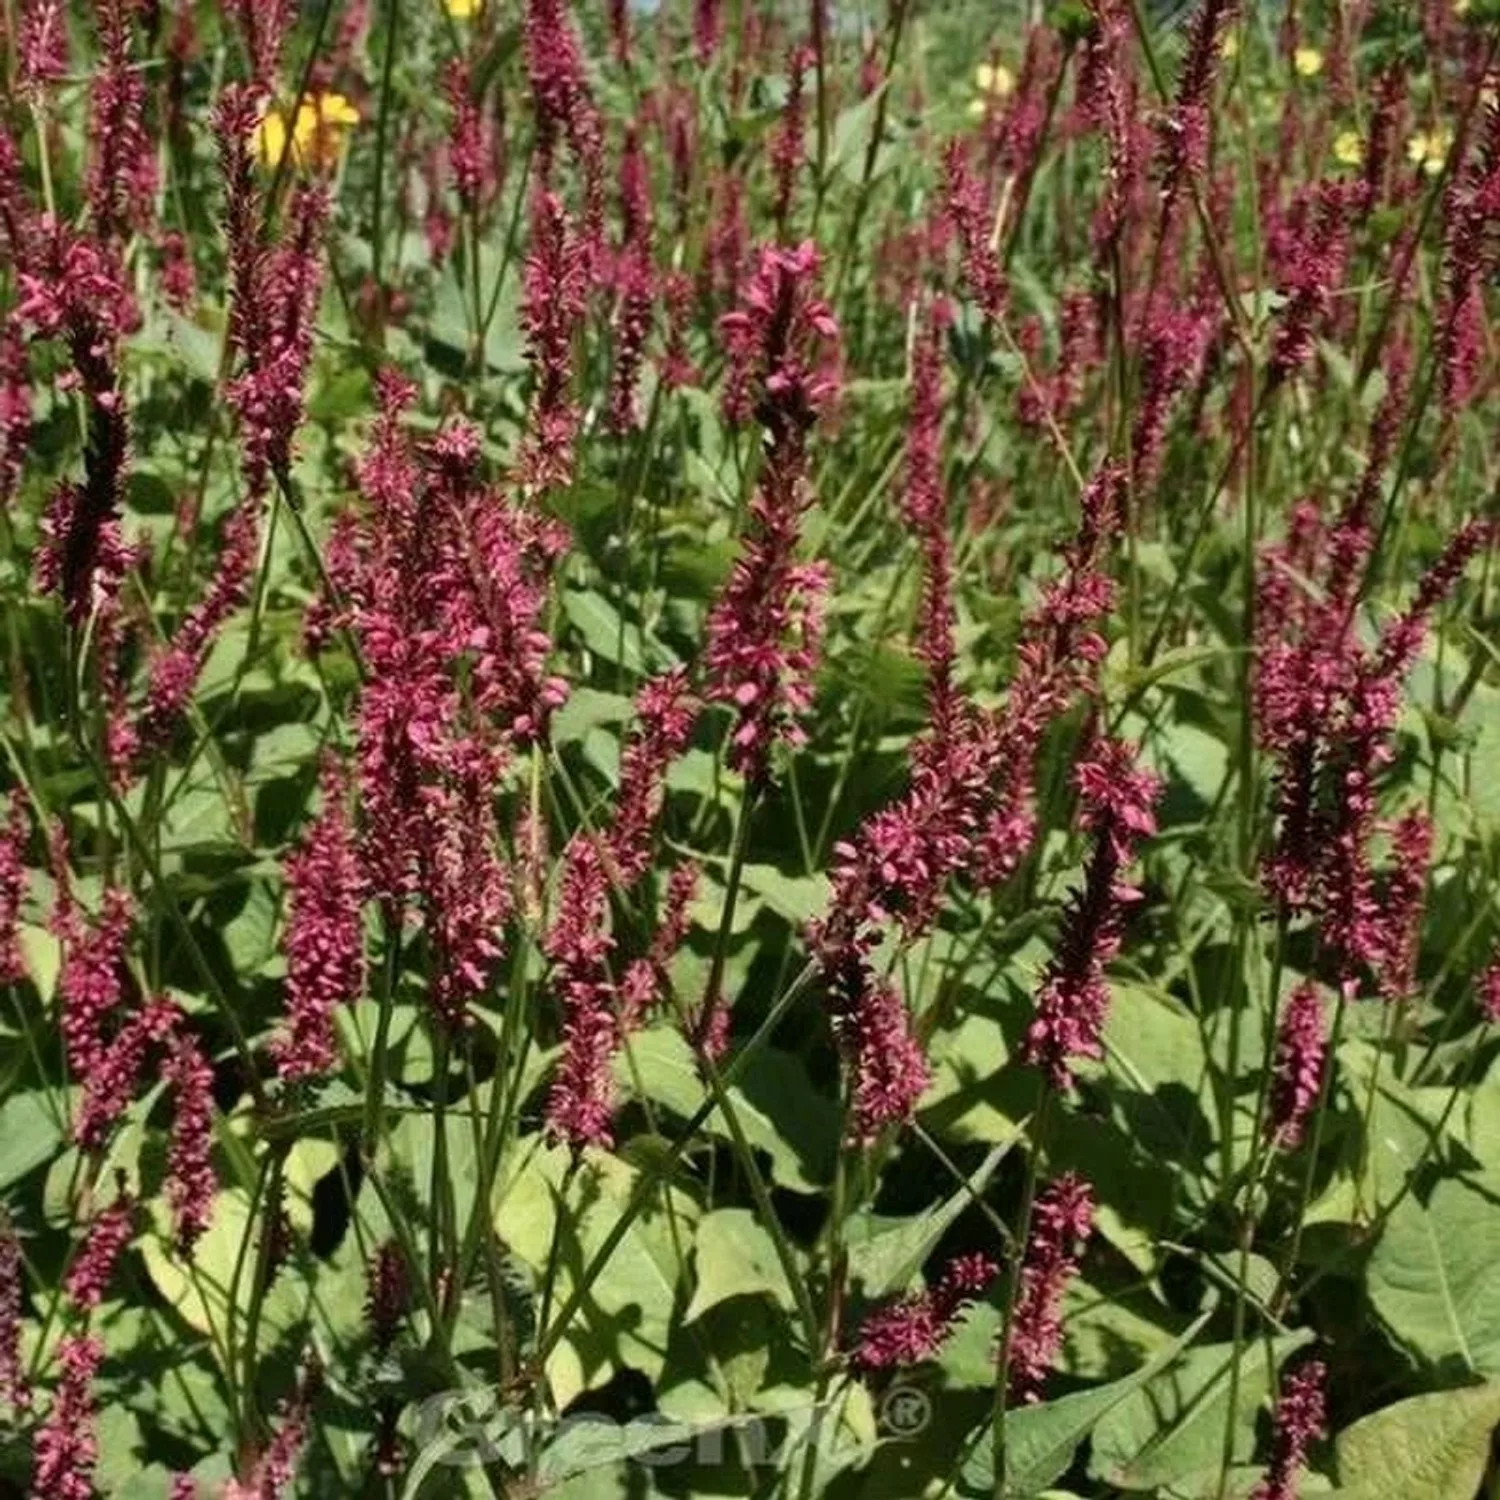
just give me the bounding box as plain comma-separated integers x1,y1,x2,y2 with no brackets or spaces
1101,982,1218,1177
1088,1331,1313,1493
737,864,831,926
95,1403,145,1494
686,1208,798,1321
1330,1381,1500,1500
846,1135,1019,1299
922,1013,1024,1144
139,1188,302,1364
19,923,60,1000
1367,1175,1500,1375
828,84,890,182
560,588,647,673
498,1137,700,1407
0,1089,66,1190
961,1303,1215,1498
618,1027,837,1192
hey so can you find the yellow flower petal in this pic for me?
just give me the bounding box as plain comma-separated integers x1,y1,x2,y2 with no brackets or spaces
255,110,293,166
1333,129,1362,167
1294,46,1323,78
317,91,360,127
445,0,482,17
1406,127,1451,174
1220,30,1240,59
975,61,1014,99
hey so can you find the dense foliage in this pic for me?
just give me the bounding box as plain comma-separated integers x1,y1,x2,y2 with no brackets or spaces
3,0,1500,1496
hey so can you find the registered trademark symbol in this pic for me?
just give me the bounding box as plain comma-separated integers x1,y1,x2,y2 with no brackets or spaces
879,1384,932,1438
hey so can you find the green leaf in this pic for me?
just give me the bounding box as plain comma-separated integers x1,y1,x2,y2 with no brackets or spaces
498,1137,700,1407
0,1090,66,1190
1330,1381,1500,1500
139,1186,302,1366
828,84,889,181
95,1403,145,1495
560,588,647,673
961,1303,1216,1498
846,1134,1019,1299
1088,1331,1314,1493
737,864,831,926
1367,1175,1500,1375
619,1027,837,1192
686,1208,798,1320
19,923,60,1001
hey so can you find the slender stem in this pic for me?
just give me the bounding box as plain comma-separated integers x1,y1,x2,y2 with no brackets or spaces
991,1082,1052,1500
696,786,755,1047
537,960,819,1364
370,0,400,299
1274,990,1350,1309
428,1021,455,1318
362,914,402,1159
239,1148,288,1448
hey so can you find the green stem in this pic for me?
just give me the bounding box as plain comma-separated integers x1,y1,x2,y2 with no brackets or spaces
537,960,819,1365
991,1082,1052,1499
361,914,402,1159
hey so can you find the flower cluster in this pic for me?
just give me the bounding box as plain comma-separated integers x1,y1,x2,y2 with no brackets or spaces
0,1217,28,1413
1023,739,1160,1090
214,86,331,498
0,791,27,985
1256,497,1493,992
31,1332,104,1500
1251,1360,1327,1500
1267,982,1327,1150
1004,1173,1094,1402
324,383,569,1031
64,1192,134,1312
853,1253,998,1370
939,139,1007,321
223,1355,320,1500
545,672,699,1149
707,242,839,786
518,184,592,493
274,755,365,1080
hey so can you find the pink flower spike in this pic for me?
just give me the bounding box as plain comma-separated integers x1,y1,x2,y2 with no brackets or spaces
64,1190,134,1312
707,243,840,786
1266,982,1326,1150
1022,740,1159,1089
1004,1173,1094,1402
1251,1360,1327,1500
0,791,29,986
31,1333,104,1500
853,1252,998,1370
164,1027,217,1255
0,1216,28,1413
544,836,618,1152
518,183,590,494
273,755,364,1081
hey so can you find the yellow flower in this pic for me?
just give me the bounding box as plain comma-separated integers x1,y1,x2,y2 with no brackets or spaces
255,110,291,167
1333,130,1362,168
1455,0,1472,14
1220,29,1240,59
445,0,482,16
975,61,1015,100
1294,46,1323,78
315,91,360,128
1406,125,1453,175
255,92,360,170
